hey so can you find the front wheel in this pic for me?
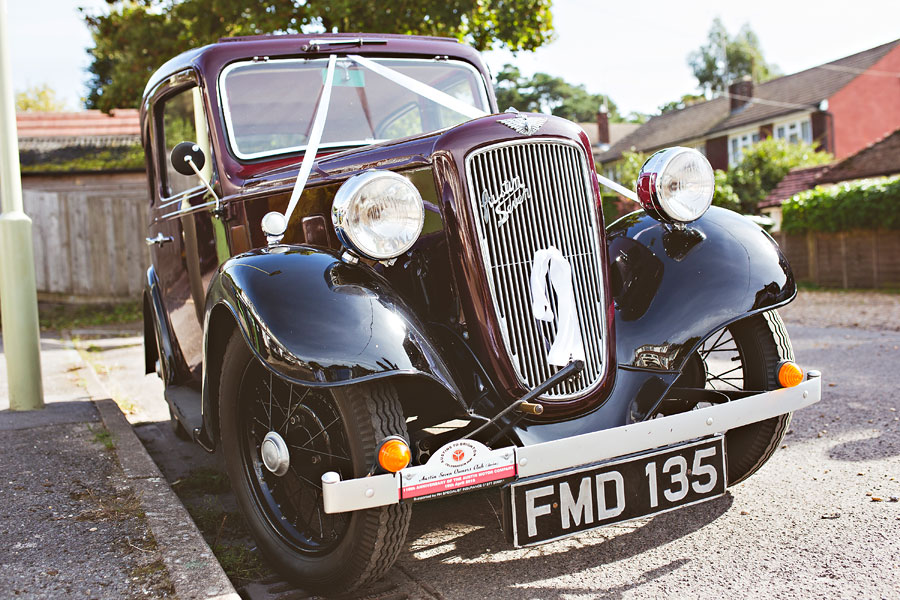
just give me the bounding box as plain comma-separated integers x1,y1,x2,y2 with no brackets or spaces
218,331,411,593
666,310,794,485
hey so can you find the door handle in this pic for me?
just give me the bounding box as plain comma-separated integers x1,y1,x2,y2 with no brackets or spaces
146,233,174,246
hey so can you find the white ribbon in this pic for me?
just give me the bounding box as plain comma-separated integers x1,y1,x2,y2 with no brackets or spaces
347,54,488,120
530,247,586,367
283,54,337,225
596,172,639,203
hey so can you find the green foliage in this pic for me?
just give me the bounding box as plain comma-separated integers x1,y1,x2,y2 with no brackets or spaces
781,175,900,234
494,64,620,122
658,93,706,114
84,0,555,112
724,138,831,213
610,150,648,191
16,84,67,112
35,302,142,332
19,144,145,174
712,169,740,212
600,194,622,224
688,18,779,95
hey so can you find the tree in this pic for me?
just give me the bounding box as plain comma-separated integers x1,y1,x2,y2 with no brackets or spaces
15,85,67,112
688,18,779,96
83,0,555,112
494,64,620,122
725,138,831,214
658,93,706,114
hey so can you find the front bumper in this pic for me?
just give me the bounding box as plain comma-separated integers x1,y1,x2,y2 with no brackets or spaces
322,372,821,514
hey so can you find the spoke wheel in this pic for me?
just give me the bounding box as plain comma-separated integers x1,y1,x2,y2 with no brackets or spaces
239,360,352,552
219,330,411,593
669,311,794,485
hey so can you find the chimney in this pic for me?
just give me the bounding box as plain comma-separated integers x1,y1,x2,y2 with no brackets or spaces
729,76,754,112
596,104,610,145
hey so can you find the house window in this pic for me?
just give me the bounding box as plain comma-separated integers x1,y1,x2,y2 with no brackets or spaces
728,131,759,165
774,118,812,145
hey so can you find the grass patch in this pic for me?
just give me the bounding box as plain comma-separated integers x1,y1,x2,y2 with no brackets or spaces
34,301,141,332
211,543,269,582
172,468,231,496
89,425,115,451
797,281,900,295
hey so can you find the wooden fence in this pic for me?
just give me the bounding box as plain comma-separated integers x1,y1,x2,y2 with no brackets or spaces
21,172,150,302
773,230,900,289
11,173,899,302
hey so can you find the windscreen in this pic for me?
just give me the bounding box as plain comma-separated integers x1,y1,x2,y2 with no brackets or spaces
220,57,490,159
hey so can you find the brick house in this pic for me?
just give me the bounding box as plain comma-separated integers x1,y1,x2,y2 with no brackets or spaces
597,39,900,174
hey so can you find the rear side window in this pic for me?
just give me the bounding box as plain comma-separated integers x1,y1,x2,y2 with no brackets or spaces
160,88,199,198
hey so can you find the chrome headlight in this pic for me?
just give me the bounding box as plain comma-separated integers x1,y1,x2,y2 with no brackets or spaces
332,171,425,260
637,147,714,223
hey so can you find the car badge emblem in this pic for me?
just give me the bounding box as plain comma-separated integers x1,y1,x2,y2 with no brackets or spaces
481,176,531,227
499,114,547,136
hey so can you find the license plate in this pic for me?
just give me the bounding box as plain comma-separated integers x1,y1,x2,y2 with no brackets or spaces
506,437,726,547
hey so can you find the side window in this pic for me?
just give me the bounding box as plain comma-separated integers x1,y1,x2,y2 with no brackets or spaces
160,88,199,198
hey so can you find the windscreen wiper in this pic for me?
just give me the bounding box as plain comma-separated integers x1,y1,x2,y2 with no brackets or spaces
303,38,388,51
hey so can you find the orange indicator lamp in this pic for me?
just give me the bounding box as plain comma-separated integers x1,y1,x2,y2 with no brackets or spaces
377,436,412,473
777,361,804,388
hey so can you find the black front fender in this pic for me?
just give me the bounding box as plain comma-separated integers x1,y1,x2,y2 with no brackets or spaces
608,206,796,373
201,246,464,429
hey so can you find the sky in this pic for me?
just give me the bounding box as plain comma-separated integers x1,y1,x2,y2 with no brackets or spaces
8,0,900,115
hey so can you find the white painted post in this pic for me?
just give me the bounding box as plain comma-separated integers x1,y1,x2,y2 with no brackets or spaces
0,0,44,409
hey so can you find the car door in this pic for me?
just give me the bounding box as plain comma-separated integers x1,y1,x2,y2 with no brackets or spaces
147,75,225,385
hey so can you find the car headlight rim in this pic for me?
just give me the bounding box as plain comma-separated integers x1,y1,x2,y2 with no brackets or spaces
637,147,714,223
332,170,425,261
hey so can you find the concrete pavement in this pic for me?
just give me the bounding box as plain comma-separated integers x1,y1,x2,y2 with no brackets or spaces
0,334,239,599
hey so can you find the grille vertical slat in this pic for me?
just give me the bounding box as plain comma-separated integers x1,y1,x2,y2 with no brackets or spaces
466,139,608,399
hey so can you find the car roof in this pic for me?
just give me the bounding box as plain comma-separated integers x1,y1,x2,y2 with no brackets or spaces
142,33,482,102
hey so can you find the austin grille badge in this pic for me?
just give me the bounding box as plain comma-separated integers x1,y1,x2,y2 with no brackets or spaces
498,114,547,136
481,177,531,227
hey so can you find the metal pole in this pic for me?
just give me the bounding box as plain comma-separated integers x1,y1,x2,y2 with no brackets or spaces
0,0,44,410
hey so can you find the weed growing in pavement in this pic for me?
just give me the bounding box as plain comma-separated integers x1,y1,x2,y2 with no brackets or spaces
172,467,232,495
211,543,269,582
89,425,115,451
72,487,146,522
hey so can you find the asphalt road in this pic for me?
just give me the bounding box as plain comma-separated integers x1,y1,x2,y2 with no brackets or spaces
78,313,900,599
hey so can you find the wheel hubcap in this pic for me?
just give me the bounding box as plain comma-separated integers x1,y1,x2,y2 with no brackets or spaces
261,431,290,476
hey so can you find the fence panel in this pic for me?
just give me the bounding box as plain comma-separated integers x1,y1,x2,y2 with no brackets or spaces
21,173,150,302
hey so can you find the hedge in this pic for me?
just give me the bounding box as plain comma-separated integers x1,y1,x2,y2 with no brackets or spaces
781,175,900,233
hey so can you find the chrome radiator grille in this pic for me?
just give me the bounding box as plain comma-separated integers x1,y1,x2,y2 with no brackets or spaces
465,139,607,399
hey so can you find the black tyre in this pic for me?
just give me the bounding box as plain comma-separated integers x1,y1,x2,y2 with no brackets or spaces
219,331,411,593
673,310,794,485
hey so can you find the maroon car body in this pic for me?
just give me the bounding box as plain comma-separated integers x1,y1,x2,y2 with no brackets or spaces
140,33,818,593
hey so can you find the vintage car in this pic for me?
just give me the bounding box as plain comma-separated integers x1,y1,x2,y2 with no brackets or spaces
140,33,821,593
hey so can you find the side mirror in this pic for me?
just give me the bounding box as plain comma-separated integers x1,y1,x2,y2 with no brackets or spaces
170,141,206,176
168,141,221,212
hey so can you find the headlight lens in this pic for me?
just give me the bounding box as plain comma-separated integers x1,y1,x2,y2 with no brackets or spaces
637,147,714,223
332,171,425,260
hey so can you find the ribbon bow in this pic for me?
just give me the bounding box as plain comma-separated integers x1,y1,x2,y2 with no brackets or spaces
530,246,586,367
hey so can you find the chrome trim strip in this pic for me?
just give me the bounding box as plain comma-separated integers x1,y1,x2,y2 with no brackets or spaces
320,376,822,513
464,138,608,399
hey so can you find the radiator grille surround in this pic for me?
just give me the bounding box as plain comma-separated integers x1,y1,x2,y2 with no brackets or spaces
465,138,608,399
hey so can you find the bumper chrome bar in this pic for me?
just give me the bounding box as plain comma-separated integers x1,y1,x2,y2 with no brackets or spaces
322,373,821,514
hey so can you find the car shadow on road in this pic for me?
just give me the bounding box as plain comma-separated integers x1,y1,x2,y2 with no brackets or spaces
399,488,733,598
